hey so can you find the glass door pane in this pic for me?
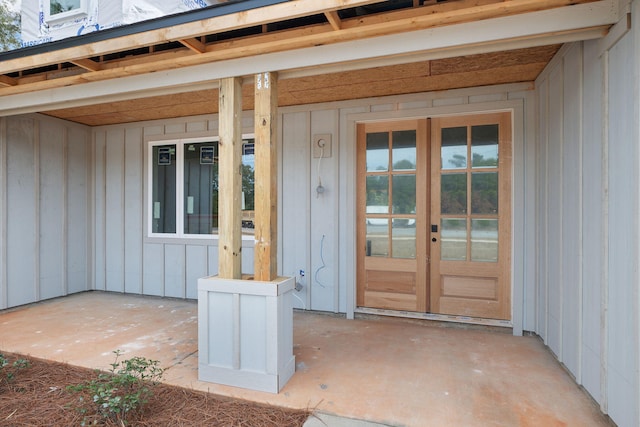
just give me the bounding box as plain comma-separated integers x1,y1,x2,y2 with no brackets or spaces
471,124,498,168
366,219,389,257
366,132,389,172
441,218,467,261
392,130,417,170
441,127,467,169
471,219,498,262
365,128,418,260
439,124,500,263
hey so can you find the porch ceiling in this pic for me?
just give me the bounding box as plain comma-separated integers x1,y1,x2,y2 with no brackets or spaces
0,0,614,126
42,45,560,126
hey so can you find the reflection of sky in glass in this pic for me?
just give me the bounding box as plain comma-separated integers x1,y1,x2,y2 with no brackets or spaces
367,132,388,172
472,124,498,168
442,145,467,169
242,154,254,168
368,149,389,171
472,143,498,168
392,130,416,170
442,145,498,169
242,140,254,170
393,146,415,170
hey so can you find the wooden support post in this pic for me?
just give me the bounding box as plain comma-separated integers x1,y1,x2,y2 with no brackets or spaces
218,77,243,279
254,72,278,281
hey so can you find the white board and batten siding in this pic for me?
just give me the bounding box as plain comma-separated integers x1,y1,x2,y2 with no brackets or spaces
95,117,246,300
0,115,91,309
278,84,537,324
91,82,537,327
535,5,640,423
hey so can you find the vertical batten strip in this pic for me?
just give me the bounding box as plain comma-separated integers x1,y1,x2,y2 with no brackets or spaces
576,43,585,385
254,71,278,281
218,77,243,279
0,118,6,309
87,129,96,292
305,112,312,310
34,119,40,301
62,126,69,296
600,49,609,415
120,129,126,293
232,293,241,370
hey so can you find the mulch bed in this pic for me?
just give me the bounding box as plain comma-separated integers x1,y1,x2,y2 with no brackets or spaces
0,352,311,426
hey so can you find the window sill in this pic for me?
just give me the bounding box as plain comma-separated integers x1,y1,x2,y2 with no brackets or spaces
143,235,256,246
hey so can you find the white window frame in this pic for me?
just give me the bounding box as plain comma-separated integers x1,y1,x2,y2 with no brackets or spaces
147,135,255,240
45,0,88,24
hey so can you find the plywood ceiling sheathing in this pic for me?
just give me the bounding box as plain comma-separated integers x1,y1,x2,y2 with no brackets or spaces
43,45,560,126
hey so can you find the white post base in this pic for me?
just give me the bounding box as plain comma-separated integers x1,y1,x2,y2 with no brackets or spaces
197,275,295,393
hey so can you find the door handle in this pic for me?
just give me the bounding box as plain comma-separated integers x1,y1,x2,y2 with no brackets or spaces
432,237,437,242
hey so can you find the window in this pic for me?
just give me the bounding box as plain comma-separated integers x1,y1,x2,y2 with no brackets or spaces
148,136,255,238
46,0,87,23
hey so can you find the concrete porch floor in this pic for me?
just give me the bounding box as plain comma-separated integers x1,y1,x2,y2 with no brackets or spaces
0,292,609,427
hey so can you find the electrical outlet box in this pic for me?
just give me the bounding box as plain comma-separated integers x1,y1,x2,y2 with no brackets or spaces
313,134,332,158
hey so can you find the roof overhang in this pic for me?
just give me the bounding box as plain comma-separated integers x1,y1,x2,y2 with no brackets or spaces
0,0,623,121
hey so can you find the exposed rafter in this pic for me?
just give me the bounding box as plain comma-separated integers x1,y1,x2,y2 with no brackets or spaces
70,58,102,72
179,38,207,54
0,0,614,104
324,11,342,31
0,0,388,76
0,75,17,87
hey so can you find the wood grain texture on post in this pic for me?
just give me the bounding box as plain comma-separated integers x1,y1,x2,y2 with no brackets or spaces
254,72,278,282
218,77,243,279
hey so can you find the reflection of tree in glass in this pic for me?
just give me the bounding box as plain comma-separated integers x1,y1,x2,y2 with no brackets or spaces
448,154,466,168
51,1,79,14
242,164,255,210
472,153,498,167
366,175,388,207
441,174,466,214
209,162,255,222
391,160,416,215
210,163,219,227
472,173,498,214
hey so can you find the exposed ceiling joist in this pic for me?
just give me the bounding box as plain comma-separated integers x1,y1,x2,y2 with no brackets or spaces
0,75,17,87
0,0,388,76
179,38,207,54
0,0,610,99
70,58,102,72
324,11,342,31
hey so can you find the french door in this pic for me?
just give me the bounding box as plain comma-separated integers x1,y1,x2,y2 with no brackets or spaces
356,120,429,312
356,112,512,320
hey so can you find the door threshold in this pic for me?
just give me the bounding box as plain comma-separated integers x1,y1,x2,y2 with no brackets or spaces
355,307,512,328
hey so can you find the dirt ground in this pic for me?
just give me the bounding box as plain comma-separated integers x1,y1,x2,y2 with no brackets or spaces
0,351,311,426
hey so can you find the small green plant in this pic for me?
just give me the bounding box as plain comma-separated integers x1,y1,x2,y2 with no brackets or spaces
68,350,164,425
0,353,30,387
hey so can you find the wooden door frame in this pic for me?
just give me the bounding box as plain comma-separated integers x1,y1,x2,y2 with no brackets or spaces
355,111,512,321
430,112,512,320
356,119,429,312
